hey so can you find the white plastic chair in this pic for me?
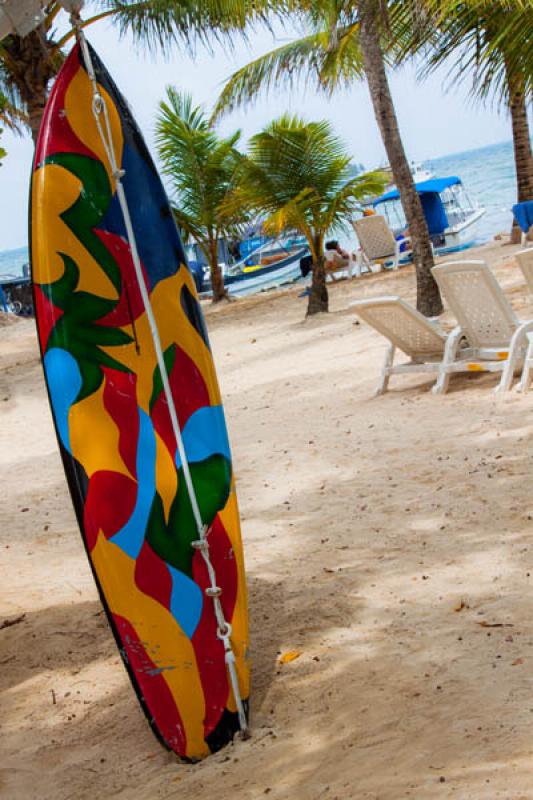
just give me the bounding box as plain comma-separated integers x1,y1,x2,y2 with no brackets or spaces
351,296,464,395
352,215,410,273
431,260,533,393
515,248,533,296
517,332,533,392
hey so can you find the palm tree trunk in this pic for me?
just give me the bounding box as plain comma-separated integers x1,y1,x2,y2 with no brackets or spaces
208,238,228,302
308,233,328,315
506,66,533,242
358,0,443,317
2,29,57,144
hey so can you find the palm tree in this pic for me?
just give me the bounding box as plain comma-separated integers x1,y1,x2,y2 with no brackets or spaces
357,0,441,314
224,114,387,315
0,83,26,133
155,87,245,301
0,0,276,142
391,0,533,241
212,0,444,316
0,88,27,165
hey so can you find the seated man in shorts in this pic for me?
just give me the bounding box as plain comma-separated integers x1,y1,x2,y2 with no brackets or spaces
324,240,356,279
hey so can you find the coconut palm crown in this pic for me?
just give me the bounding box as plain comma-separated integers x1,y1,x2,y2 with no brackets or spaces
212,0,533,308
390,0,533,237
156,87,246,301
0,0,280,142
211,0,446,316
224,113,387,315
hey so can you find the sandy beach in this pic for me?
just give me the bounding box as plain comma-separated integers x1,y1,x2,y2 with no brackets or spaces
2,239,533,800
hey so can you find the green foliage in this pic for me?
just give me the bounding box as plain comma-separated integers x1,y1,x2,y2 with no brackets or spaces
89,0,282,54
212,0,365,121
389,0,533,106
0,88,25,134
225,114,387,259
0,0,280,131
212,0,533,117
155,87,245,258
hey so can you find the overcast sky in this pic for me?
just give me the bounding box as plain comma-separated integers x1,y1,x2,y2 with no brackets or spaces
0,8,517,251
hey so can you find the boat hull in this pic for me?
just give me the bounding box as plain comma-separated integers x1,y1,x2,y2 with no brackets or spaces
202,247,308,297
436,209,486,254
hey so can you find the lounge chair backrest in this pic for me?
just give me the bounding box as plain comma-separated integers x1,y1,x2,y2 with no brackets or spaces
516,248,533,295
432,261,518,349
353,216,397,260
352,296,445,359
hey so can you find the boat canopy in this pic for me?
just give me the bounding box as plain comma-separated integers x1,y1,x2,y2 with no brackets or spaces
373,176,462,206
373,176,463,237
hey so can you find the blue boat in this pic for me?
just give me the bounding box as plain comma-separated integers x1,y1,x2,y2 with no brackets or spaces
373,176,485,254
186,235,310,297
0,271,32,315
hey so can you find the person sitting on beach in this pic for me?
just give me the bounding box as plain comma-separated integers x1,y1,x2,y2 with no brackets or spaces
324,240,356,279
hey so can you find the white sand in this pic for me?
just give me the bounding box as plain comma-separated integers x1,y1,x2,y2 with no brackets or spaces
2,239,533,800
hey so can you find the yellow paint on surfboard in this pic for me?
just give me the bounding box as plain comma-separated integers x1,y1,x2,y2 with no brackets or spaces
100,269,220,413
65,66,123,190
31,164,118,300
218,489,250,708
154,268,221,407
155,429,178,521
32,43,250,758
69,381,131,480
91,533,209,759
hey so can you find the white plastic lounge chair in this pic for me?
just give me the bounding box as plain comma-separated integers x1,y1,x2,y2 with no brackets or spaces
431,260,533,393
517,332,533,392
324,249,357,280
350,296,464,395
352,215,410,273
515,248,533,296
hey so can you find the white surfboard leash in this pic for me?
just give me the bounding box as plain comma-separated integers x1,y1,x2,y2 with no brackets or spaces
70,14,248,739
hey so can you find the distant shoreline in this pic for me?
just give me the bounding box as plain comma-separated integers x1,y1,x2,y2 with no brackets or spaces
0,138,521,262
426,138,513,164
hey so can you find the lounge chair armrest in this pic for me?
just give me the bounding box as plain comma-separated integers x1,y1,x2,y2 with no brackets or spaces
515,319,533,336
508,319,533,351
495,318,533,393
432,325,465,395
447,324,464,342
425,317,452,336
509,318,533,354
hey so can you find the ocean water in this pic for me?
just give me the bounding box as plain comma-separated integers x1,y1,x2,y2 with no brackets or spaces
0,139,518,278
427,140,516,243
0,246,30,279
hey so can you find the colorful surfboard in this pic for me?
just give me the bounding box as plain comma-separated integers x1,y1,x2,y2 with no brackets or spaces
30,42,249,760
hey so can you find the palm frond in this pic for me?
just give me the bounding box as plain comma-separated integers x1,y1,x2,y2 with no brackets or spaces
389,0,533,106
90,0,285,55
212,24,363,121
0,88,27,133
223,114,387,250
155,86,244,247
